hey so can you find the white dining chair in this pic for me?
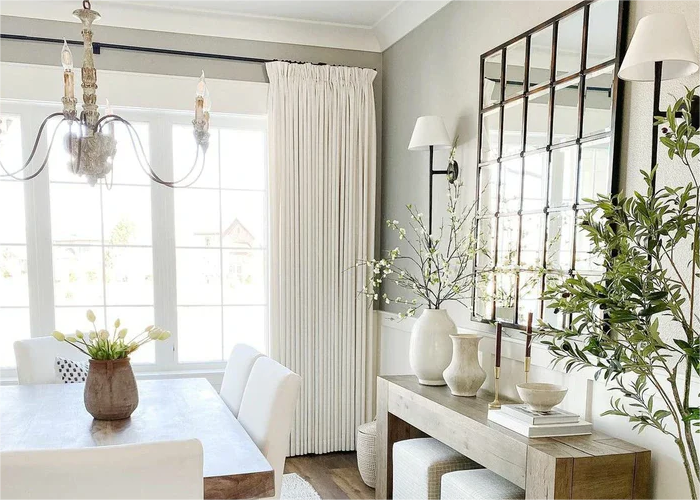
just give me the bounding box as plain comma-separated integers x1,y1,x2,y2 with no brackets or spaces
219,343,265,417
14,336,89,385
1,439,204,499
237,356,301,500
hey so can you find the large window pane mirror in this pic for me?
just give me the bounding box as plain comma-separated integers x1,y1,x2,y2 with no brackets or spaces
474,0,625,328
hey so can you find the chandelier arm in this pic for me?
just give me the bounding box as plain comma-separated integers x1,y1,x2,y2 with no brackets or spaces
0,116,69,181
107,115,207,187
0,112,68,177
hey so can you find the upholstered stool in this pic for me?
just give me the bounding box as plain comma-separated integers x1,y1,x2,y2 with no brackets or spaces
441,469,525,499
393,438,482,499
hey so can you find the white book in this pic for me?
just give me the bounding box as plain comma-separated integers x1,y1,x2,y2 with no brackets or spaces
501,404,580,425
488,409,592,438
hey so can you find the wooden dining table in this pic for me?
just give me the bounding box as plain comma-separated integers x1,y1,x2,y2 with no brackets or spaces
0,378,274,499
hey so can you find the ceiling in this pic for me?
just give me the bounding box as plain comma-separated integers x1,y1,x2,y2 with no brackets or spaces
132,1,403,28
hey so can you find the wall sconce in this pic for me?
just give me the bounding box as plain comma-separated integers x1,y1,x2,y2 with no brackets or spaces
408,115,454,234
619,13,699,187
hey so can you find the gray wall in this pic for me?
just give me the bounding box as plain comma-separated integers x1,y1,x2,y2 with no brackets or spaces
380,0,700,328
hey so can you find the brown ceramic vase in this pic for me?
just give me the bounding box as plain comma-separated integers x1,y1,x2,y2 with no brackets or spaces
84,358,139,420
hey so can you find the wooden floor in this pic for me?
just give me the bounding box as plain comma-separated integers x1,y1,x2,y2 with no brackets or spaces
285,452,375,499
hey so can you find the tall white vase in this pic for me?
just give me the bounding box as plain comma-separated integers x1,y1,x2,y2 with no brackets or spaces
409,309,455,386
443,334,487,397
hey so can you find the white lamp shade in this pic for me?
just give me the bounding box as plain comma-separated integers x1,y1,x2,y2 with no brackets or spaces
408,116,451,151
619,13,699,81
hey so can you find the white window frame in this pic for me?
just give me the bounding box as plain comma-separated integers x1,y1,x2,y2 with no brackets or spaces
0,99,268,379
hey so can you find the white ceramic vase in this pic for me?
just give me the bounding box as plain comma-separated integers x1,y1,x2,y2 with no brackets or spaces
409,309,455,386
443,334,487,397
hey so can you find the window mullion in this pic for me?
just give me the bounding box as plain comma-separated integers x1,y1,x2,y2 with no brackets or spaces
24,106,56,337
150,118,178,369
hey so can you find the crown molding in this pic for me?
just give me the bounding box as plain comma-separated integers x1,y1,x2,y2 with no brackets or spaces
374,1,451,51
0,1,451,53
0,1,380,52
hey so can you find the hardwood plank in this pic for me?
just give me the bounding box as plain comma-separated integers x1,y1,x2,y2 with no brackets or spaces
285,452,375,500
0,379,274,499
526,445,573,499
632,451,652,499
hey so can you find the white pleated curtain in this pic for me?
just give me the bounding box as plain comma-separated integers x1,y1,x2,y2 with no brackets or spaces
266,61,377,455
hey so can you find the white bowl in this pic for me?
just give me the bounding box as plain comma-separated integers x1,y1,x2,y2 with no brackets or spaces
516,383,568,412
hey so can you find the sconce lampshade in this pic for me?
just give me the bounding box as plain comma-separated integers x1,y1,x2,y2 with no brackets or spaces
408,116,451,151
619,13,699,81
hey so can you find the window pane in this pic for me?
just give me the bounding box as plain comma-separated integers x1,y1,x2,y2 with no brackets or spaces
525,89,550,151
546,212,574,271
478,165,499,215
0,307,30,368
106,306,155,364
221,192,266,248
529,26,553,89
174,189,220,247
223,306,266,356
586,0,619,68
499,159,522,214
476,218,496,270
523,153,548,211
582,66,614,137
173,126,219,188
105,247,154,305
483,52,502,108
177,306,222,363
579,138,611,203
518,272,542,324
480,109,500,162
220,130,266,190
0,114,23,168
223,249,265,305
549,146,578,208
520,214,545,267
502,100,523,157
53,246,104,306
0,181,26,244
552,79,580,144
495,272,516,323
496,216,520,268
474,272,494,320
102,186,152,245
543,273,567,328
556,10,583,78
54,306,106,333
50,184,102,244
111,121,151,186
0,245,29,307
505,39,526,99
176,249,221,305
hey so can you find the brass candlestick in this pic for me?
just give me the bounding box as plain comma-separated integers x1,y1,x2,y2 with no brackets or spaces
489,366,501,409
524,356,531,383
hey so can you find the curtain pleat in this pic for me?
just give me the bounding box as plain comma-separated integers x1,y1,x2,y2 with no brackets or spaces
266,61,377,455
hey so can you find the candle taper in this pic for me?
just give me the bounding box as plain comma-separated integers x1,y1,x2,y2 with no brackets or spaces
489,366,501,409
525,312,533,383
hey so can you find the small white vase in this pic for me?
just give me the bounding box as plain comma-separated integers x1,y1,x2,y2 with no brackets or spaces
409,309,455,386
443,334,486,397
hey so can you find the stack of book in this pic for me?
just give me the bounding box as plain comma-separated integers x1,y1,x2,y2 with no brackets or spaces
488,404,592,438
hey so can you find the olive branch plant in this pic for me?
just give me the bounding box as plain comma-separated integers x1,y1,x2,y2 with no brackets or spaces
539,87,700,498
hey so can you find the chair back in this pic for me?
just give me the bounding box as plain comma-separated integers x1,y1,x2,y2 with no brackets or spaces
0,439,203,499
220,343,265,417
237,357,301,500
14,336,89,385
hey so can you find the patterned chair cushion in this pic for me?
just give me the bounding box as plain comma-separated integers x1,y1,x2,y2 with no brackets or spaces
55,356,89,383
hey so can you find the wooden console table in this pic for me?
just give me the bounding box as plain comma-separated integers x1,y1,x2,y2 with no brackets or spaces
376,375,650,499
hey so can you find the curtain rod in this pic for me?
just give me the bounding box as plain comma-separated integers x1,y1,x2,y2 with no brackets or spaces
0,33,375,69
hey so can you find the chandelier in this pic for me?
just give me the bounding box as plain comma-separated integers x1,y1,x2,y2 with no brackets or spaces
0,0,211,188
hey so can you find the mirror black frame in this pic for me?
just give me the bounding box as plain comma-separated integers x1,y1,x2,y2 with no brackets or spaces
472,0,628,330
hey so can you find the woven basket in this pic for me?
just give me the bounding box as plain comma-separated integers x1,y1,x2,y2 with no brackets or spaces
357,420,377,488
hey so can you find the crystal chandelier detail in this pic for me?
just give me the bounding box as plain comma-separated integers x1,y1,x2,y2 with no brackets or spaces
0,0,211,188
